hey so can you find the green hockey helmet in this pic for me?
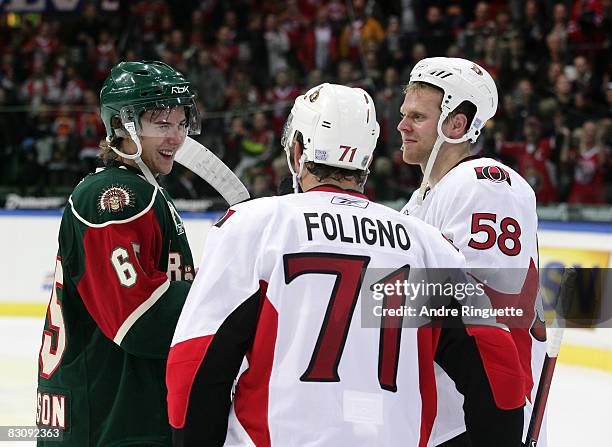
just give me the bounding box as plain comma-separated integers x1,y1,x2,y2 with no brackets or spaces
100,60,201,139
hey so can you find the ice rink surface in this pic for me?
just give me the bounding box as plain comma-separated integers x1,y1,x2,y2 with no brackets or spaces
1,317,611,446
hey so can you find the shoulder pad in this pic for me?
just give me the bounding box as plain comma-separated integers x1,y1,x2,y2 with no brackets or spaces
69,167,158,226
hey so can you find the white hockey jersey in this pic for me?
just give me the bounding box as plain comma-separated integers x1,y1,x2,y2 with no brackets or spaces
401,157,547,445
167,185,467,447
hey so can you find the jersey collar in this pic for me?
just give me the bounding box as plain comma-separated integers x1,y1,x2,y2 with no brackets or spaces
308,184,368,199
449,154,482,172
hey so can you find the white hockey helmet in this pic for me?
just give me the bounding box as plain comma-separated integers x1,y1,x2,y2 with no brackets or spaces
408,58,498,203
281,83,380,189
409,57,498,144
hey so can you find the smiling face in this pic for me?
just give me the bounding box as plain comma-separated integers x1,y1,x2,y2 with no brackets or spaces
397,86,444,167
122,106,188,175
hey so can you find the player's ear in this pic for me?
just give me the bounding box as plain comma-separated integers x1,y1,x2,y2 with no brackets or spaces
450,113,468,138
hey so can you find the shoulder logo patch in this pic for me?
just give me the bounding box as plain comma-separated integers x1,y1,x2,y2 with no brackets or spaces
330,196,369,208
97,185,135,214
474,166,511,185
214,209,236,228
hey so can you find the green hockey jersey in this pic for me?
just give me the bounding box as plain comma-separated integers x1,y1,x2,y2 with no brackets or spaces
36,164,194,446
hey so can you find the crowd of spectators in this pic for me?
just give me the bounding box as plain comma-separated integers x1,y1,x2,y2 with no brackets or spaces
0,0,610,206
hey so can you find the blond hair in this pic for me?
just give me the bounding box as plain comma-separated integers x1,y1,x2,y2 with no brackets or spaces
98,137,122,166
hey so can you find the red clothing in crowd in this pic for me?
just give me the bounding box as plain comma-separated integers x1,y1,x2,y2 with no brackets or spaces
500,138,558,204
567,146,606,204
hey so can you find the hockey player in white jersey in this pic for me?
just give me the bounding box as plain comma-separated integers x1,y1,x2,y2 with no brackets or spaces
397,57,547,446
166,83,469,446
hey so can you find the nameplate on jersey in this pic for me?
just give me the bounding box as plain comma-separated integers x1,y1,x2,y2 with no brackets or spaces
474,166,511,185
331,196,369,209
36,388,70,436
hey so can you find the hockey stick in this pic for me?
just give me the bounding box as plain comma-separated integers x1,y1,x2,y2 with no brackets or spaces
175,137,250,206
523,267,577,447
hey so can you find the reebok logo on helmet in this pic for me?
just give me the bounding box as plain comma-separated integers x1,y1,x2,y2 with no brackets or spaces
171,86,189,94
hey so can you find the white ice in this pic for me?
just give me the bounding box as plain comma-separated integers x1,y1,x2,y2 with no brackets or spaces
1,317,611,446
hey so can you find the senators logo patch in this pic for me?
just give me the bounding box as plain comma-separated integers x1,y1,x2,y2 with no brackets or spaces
214,209,236,228
97,185,135,214
474,166,511,185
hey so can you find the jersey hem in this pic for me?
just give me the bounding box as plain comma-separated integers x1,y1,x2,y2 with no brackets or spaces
432,425,467,445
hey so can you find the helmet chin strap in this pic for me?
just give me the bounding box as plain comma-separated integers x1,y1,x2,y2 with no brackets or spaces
284,137,307,194
294,154,306,193
109,122,160,188
416,111,471,205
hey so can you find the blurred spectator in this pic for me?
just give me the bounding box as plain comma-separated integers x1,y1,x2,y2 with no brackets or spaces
566,120,607,204
76,89,105,175
47,105,80,189
366,156,409,201
566,54,598,96
188,49,226,112
225,70,260,110
497,93,523,142
91,30,117,84
421,5,453,56
551,74,576,124
521,0,546,60
379,15,408,70
297,7,338,74
242,13,268,89
363,42,383,87
20,59,60,108
477,35,500,79
545,30,569,66
339,0,384,63
336,59,364,89
210,25,239,76
266,69,300,137
459,1,495,60
326,0,348,33
234,111,275,179
60,65,86,105
375,67,403,155
279,0,307,54
512,78,538,118
549,2,569,44
499,116,558,204
264,14,290,78
22,22,59,64
400,41,427,81
250,169,275,198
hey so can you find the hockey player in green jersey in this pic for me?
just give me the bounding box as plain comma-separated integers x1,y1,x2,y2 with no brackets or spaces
36,61,201,446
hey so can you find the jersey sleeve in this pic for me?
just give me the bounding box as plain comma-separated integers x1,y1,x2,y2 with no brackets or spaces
65,190,190,359
166,203,271,445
